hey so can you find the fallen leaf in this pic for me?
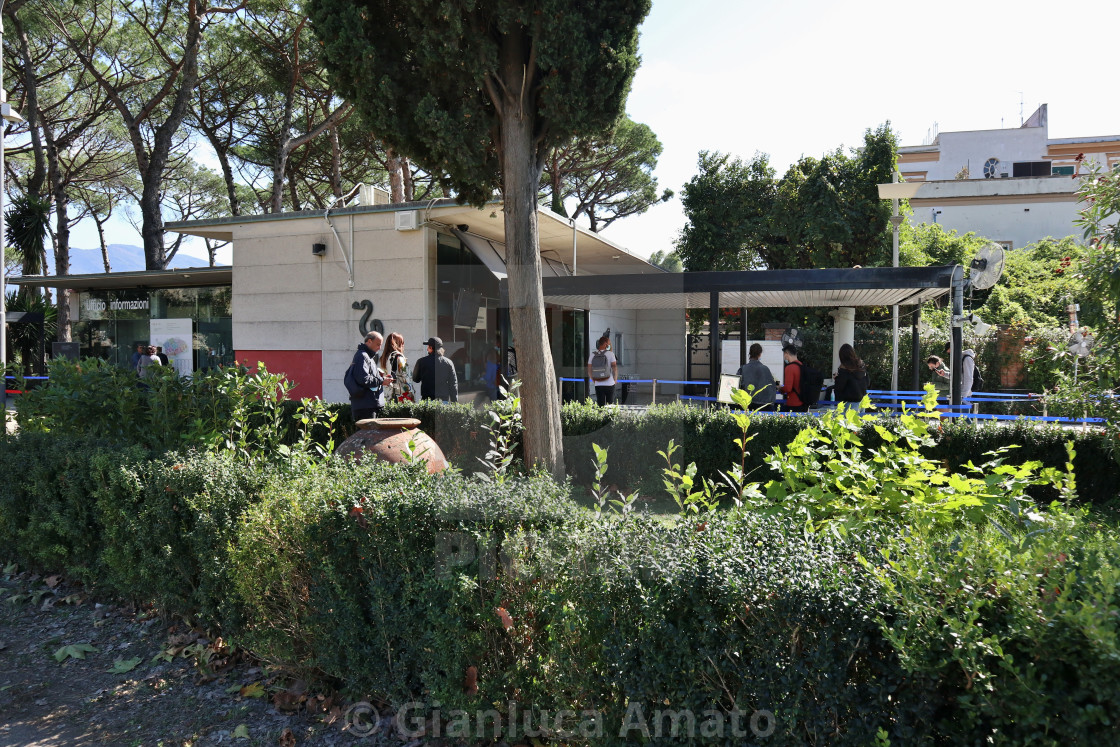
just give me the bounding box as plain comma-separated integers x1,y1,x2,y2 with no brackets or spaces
107,656,143,674
272,691,304,712
233,723,250,739
54,643,98,662
240,682,266,698
226,683,243,694
278,727,296,747
44,575,61,588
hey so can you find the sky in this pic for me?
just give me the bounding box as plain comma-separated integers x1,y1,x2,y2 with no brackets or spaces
75,0,1120,265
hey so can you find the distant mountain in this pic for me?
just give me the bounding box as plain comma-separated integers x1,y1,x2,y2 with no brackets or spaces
64,244,217,275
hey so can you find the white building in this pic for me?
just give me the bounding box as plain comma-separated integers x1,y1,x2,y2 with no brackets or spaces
898,104,1120,250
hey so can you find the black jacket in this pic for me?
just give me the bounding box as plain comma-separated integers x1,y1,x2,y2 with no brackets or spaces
348,343,385,410
412,351,458,402
834,366,869,403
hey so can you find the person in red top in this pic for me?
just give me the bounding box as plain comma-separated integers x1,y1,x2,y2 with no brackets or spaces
779,345,809,412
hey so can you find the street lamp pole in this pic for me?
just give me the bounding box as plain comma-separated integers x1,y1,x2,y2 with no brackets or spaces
890,173,903,392
877,176,923,393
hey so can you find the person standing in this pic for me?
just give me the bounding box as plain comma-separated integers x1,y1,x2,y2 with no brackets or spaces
130,343,145,374
347,331,390,421
945,341,978,400
927,355,951,394
778,345,809,412
379,332,412,402
137,346,162,379
833,343,870,404
412,336,458,402
586,336,618,406
735,343,776,408
156,346,170,366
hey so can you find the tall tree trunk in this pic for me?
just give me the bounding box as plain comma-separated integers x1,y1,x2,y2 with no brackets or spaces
497,35,564,480
402,157,414,201
204,130,240,216
329,124,343,200
47,143,71,342
95,215,111,271
386,148,404,202
11,14,46,196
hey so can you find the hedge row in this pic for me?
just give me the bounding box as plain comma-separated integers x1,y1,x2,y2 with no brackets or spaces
3,432,1119,744
369,400,1120,506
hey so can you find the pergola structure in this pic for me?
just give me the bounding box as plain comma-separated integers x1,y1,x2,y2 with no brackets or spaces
538,264,969,404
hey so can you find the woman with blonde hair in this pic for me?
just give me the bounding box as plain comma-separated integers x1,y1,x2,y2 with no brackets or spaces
379,332,413,402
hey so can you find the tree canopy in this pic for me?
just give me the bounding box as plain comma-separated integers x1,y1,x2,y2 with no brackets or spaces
541,116,671,231
676,124,897,271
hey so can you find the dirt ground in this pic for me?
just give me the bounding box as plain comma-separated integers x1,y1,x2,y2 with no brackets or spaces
0,568,417,747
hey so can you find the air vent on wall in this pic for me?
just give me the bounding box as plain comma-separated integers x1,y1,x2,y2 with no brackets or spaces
395,211,419,231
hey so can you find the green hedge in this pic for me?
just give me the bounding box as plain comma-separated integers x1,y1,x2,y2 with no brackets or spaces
2,433,1119,743
376,400,1119,506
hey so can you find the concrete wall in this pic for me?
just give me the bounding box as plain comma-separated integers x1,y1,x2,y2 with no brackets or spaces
910,198,1081,249
633,308,687,382
230,212,430,402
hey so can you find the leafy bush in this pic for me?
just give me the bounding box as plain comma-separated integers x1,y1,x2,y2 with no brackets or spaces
93,448,267,628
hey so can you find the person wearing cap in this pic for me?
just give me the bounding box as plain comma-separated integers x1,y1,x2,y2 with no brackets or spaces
348,331,391,421
412,336,458,402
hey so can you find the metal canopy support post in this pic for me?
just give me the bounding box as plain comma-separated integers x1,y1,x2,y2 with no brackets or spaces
911,307,922,390
890,172,903,393
951,267,965,407
710,291,720,399
739,307,747,368
498,278,510,384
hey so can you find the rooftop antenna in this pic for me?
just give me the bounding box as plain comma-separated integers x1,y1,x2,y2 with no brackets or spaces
1019,92,1024,125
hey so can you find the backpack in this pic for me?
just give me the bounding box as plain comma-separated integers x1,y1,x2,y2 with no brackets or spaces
964,353,984,392
343,362,363,397
795,361,825,407
590,349,611,380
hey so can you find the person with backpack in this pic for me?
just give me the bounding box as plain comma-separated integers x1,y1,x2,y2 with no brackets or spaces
345,331,391,421
945,342,982,399
833,343,870,404
586,336,618,406
778,345,823,412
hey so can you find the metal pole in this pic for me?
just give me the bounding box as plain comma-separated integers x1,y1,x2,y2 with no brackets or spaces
911,307,921,390
890,172,901,393
951,266,964,408
571,219,577,277
709,291,720,402
739,307,746,368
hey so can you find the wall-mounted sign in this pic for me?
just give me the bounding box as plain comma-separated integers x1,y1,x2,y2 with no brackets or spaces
78,290,151,321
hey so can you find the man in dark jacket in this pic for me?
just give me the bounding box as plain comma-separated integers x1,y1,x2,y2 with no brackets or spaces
348,331,389,421
412,336,458,402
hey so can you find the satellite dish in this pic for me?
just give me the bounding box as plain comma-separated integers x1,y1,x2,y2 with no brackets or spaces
780,328,804,351
1068,331,1091,358
968,243,1006,290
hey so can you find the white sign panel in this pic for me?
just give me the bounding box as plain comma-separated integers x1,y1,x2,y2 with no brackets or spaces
721,339,784,380
150,318,194,376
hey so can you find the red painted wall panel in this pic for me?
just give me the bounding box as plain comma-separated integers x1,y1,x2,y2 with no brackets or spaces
236,350,322,399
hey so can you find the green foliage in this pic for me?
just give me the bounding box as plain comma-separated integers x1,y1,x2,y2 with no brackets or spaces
476,380,524,480
979,236,1099,329
755,391,1071,535
3,413,1120,743
898,220,987,268
5,193,50,281
867,513,1120,745
308,0,652,205
541,115,672,231
677,124,897,271
93,449,266,628
16,358,335,463
646,248,682,272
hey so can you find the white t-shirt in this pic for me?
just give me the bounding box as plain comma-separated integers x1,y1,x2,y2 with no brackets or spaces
587,349,617,387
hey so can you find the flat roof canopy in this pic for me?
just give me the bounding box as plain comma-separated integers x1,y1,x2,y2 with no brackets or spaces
541,265,961,309
9,266,232,291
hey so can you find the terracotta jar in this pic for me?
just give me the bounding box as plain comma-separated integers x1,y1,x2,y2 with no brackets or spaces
335,417,448,474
